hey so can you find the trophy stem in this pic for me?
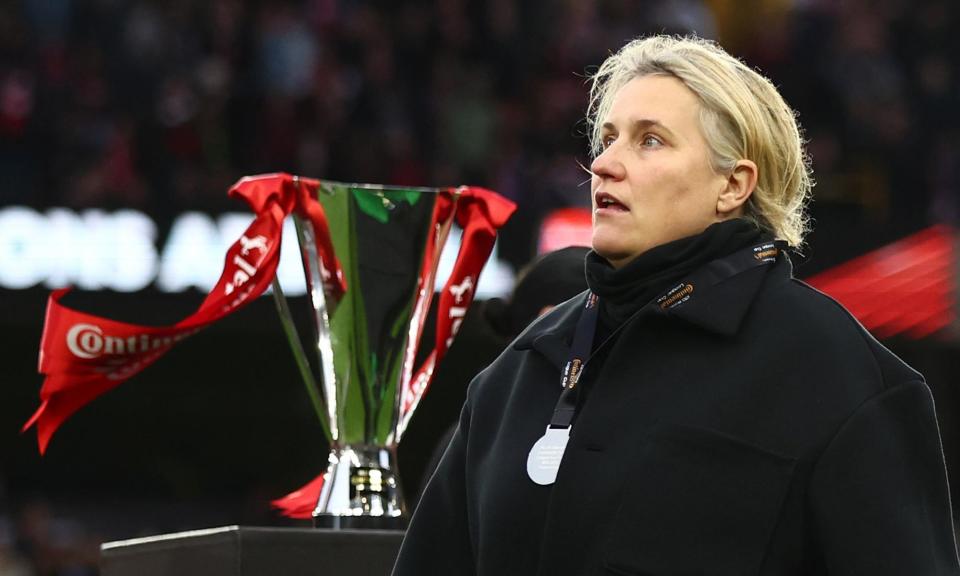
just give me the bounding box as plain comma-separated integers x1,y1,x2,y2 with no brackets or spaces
312,444,407,530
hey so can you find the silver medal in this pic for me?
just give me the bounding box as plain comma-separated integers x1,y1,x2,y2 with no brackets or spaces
526,426,570,485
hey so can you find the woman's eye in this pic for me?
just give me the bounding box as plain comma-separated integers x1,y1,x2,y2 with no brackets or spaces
602,135,616,149
641,135,662,147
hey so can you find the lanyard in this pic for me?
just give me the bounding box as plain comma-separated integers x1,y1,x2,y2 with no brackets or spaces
546,239,785,430
548,292,599,429
528,240,785,485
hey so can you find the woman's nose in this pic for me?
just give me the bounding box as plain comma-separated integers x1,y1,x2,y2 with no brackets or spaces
590,147,626,181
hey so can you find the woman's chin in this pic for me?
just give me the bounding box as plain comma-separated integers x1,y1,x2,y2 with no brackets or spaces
590,243,628,267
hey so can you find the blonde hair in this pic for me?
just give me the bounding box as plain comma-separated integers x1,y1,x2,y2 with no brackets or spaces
586,35,813,246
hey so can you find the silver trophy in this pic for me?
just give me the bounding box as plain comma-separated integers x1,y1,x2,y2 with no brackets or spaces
270,179,512,528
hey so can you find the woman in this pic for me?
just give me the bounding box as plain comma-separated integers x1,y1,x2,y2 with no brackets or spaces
393,35,959,575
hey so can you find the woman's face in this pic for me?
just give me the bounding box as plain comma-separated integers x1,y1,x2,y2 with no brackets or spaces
590,74,729,268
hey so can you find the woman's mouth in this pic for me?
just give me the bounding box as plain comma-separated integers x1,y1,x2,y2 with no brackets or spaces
595,192,629,213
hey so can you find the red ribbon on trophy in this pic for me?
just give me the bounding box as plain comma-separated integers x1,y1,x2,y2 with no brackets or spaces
23,173,345,453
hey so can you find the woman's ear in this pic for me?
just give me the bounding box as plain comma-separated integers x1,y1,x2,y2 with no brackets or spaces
717,159,758,216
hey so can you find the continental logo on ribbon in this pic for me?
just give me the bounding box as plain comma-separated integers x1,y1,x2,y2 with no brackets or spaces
753,243,779,262
658,283,694,310
66,324,194,360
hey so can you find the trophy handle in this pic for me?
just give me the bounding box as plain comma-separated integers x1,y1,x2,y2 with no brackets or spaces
390,192,458,446
394,187,517,442
269,176,346,445
270,276,331,443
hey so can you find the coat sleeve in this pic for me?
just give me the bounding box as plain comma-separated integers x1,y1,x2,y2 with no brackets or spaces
809,379,960,574
392,398,476,575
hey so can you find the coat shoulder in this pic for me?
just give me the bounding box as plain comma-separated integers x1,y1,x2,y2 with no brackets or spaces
755,274,922,391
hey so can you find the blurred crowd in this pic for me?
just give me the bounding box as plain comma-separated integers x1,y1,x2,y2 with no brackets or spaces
1,0,959,573
0,0,957,269
0,493,97,576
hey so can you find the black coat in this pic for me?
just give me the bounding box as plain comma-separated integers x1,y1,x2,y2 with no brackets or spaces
393,253,960,575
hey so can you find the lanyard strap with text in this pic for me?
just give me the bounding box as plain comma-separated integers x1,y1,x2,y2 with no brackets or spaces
549,291,599,429
548,239,785,430
656,239,785,311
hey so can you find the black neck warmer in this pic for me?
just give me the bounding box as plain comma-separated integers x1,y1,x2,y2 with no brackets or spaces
585,218,764,334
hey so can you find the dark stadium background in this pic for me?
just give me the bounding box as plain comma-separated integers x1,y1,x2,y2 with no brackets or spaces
1,1,958,573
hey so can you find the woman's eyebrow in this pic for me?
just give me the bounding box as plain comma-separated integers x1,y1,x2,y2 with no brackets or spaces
601,118,676,138
629,118,675,139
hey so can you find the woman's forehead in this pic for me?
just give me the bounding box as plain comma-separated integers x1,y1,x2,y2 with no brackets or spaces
604,76,703,137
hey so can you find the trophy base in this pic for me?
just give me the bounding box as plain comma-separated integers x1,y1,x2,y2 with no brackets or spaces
312,444,407,529
312,514,407,530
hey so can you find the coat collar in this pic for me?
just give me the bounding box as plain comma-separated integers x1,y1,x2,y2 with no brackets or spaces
514,253,792,367
512,291,587,368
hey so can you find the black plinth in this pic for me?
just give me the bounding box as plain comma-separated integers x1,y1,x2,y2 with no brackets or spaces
100,525,404,576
